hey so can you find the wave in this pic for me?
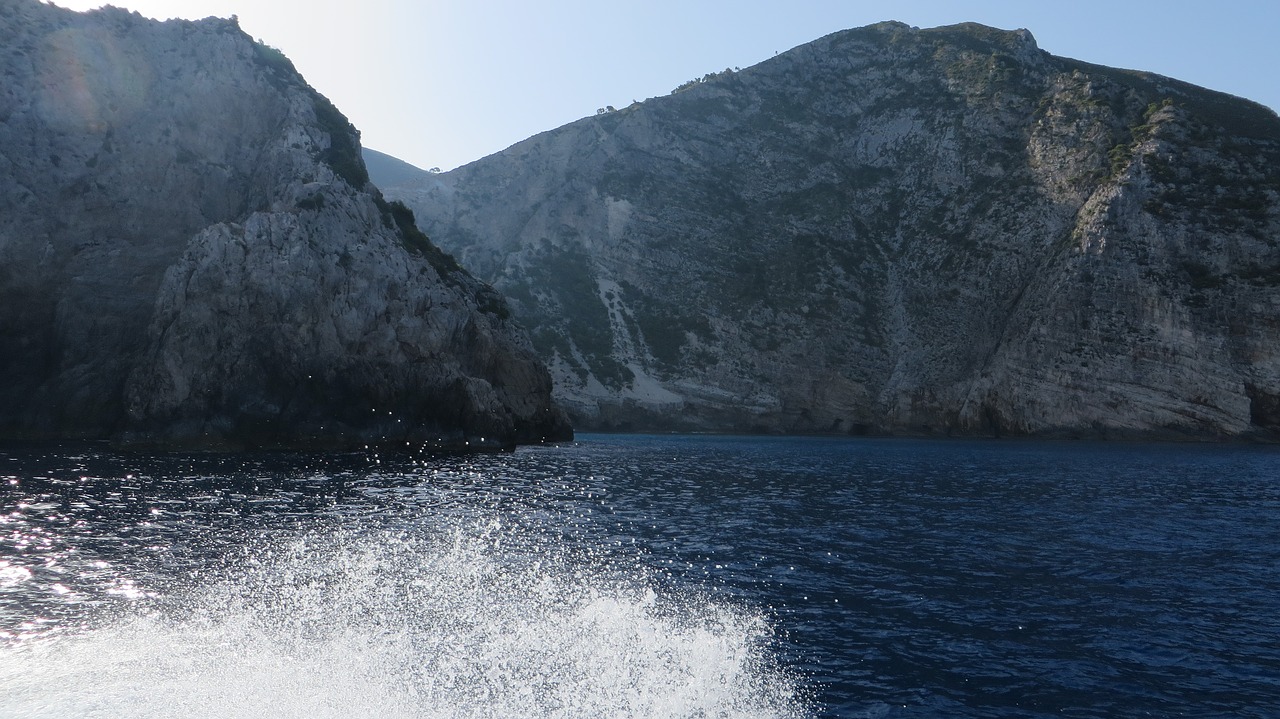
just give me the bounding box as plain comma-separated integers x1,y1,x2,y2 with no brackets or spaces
0,517,809,718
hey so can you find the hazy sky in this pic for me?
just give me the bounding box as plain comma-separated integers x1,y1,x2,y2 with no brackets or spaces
49,0,1280,172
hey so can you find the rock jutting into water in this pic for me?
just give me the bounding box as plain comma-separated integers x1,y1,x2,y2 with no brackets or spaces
374,21,1280,440
0,0,571,449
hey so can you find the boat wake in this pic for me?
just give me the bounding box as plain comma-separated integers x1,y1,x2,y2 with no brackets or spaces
0,517,809,718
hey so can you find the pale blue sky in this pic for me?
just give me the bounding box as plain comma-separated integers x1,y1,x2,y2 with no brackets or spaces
51,1,1280,171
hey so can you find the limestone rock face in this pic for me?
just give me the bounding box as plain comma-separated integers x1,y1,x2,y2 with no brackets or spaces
377,22,1280,439
0,0,570,448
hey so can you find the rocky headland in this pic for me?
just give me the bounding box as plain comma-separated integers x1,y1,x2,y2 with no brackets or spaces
0,0,571,449
377,22,1280,440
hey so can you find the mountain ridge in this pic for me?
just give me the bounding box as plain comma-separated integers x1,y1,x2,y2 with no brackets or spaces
373,20,1280,440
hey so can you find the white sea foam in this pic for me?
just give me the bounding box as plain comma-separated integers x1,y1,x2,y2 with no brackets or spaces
0,519,808,718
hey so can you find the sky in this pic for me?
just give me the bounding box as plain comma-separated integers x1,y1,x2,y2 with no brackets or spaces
47,0,1280,172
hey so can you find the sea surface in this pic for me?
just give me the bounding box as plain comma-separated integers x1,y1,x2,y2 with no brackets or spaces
1,434,1278,718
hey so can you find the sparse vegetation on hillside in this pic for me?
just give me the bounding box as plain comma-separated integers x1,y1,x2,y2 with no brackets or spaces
671,68,735,94
375,197,462,277
252,41,295,79
311,93,369,189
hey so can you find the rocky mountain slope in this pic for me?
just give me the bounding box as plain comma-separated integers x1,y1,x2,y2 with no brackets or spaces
377,22,1280,440
0,0,570,449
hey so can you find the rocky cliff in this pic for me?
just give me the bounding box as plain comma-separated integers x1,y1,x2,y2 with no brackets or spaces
377,22,1280,440
0,0,570,449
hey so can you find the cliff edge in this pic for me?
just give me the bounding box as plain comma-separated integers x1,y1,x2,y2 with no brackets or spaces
0,0,571,449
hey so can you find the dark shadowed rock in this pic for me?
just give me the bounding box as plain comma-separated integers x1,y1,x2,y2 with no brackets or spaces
0,0,570,449
376,22,1280,440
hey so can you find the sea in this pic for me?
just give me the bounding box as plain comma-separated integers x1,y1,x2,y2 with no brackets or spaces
1,433,1278,718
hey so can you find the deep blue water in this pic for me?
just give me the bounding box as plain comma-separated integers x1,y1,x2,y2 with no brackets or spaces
1,434,1279,717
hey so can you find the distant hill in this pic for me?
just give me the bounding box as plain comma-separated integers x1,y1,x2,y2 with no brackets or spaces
0,0,570,448
373,21,1280,440
363,148,436,189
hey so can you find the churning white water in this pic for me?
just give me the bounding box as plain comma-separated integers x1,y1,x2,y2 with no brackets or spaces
0,518,808,719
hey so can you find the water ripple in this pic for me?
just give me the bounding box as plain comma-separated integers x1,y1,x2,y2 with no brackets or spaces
2,436,1279,717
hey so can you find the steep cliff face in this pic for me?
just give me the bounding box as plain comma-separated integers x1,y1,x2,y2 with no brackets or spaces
378,22,1280,440
0,0,570,448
